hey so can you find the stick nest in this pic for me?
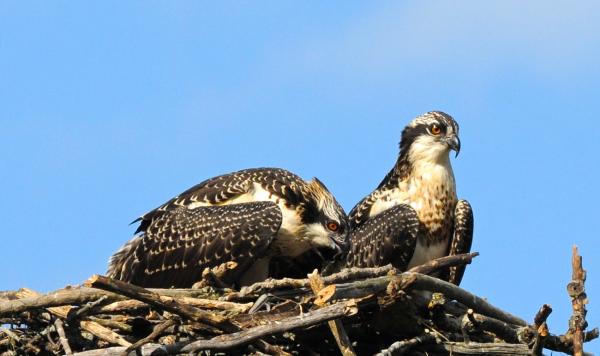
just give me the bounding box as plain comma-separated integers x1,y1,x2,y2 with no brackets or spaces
0,248,597,355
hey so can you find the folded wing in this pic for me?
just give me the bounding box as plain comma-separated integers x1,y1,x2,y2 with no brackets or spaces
108,201,282,287
346,204,420,270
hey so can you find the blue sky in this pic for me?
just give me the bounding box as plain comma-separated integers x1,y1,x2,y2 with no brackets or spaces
1,1,599,352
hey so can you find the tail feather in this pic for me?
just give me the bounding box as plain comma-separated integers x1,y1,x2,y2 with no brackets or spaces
107,236,142,281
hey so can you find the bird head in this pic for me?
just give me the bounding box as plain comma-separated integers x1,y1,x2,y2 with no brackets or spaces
300,178,350,259
399,111,461,163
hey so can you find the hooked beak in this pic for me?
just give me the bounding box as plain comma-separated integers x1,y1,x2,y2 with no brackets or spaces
330,231,350,260
332,238,349,259
446,135,461,157
311,238,348,263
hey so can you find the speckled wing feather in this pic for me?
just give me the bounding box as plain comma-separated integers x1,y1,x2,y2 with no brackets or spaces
134,168,305,233
347,192,379,228
346,204,420,269
108,201,282,288
443,199,474,285
348,167,406,228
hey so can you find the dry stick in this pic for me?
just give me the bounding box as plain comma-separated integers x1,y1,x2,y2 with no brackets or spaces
531,322,549,356
120,319,176,356
375,332,437,356
320,272,527,327
96,296,252,314
426,341,532,355
408,252,479,275
67,295,108,321
530,303,552,356
236,265,398,298
307,270,356,356
0,286,228,316
176,301,358,353
84,275,235,332
87,317,133,334
85,275,288,355
16,288,131,347
0,288,124,316
569,245,588,356
425,294,519,344
69,301,358,356
544,328,599,355
193,261,238,289
407,272,528,326
472,312,521,344
0,291,20,301
236,253,478,299
54,318,73,355
534,304,553,328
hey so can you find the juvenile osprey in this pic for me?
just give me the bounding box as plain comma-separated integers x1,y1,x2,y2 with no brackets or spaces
346,111,474,285
108,168,349,288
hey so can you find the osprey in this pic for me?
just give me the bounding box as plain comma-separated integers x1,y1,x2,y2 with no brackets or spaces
346,111,474,285
108,168,349,288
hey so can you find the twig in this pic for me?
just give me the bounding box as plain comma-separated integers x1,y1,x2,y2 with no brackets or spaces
568,245,587,356
120,319,176,356
0,288,124,316
96,296,252,314
67,296,109,321
85,275,286,355
236,264,397,298
544,328,599,355
531,322,548,356
84,275,236,332
408,252,479,276
318,272,527,326
424,341,532,355
0,291,20,301
405,273,528,326
307,270,356,356
193,261,238,289
376,332,437,356
54,318,73,355
176,301,358,352
237,254,477,299
16,288,131,347
533,304,552,327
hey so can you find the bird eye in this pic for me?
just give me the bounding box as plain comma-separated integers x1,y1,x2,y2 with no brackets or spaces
326,222,339,232
430,124,442,135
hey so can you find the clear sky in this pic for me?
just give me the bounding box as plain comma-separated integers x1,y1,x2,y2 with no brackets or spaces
1,1,599,352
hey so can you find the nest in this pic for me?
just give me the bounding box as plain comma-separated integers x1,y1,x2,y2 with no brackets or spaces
0,248,597,355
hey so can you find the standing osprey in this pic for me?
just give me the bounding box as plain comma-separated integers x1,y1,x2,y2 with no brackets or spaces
108,168,349,288
346,111,474,285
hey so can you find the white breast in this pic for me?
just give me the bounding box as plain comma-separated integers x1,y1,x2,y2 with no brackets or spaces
407,239,448,269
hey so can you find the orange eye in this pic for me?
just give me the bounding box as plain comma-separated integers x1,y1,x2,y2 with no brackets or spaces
326,222,339,232
431,124,442,135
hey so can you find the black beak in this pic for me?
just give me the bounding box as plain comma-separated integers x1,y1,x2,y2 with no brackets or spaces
446,135,461,157
331,233,350,259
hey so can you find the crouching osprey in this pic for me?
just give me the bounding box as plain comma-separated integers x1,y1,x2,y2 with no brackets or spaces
108,168,349,288
346,111,474,285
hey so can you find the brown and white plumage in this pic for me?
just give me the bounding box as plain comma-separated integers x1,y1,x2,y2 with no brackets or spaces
108,168,349,288
346,111,474,285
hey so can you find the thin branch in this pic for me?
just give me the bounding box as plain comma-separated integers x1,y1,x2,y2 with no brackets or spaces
84,275,236,332
376,333,437,356
533,304,552,327
16,288,131,347
308,270,356,356
54,318,73,355
569,245,588,356
408,252,479,276
176,301,358,353
120,318,176,356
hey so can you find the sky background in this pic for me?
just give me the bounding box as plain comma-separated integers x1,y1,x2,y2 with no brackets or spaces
1,1,599,353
